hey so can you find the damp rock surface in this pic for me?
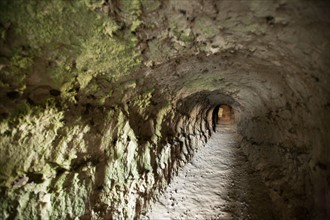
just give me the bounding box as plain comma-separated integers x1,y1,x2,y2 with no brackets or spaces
144,125,276,220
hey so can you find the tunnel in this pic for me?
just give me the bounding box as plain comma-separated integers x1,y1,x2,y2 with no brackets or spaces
212,104,234,128
0,0,329,220
216,105,234,125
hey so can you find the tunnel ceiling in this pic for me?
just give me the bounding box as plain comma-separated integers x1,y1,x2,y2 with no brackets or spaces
0,0,329,219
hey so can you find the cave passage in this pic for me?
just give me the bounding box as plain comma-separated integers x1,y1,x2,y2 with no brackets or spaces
212,104,234,132
0,0,328,219
216,104,234,125
144,124,277,219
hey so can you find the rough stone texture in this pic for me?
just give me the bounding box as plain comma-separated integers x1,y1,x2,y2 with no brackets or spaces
144,125,277,220
0,0,329,219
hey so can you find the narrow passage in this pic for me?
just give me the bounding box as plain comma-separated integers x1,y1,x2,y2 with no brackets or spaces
144,125,277,220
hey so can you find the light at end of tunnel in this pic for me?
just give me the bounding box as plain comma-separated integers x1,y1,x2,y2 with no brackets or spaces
217,104,234,125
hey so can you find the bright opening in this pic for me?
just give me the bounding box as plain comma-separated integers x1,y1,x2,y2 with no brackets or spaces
217,104,233,124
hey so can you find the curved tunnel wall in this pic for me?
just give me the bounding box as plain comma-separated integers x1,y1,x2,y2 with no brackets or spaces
236,75,329,220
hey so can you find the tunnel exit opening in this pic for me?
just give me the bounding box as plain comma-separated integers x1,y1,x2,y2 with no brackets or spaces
212,104,234,131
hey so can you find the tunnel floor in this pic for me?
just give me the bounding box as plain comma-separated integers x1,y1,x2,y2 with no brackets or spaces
144,125,277,220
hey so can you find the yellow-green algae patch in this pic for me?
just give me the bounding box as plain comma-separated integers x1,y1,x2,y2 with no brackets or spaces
0,101,95,219
0,103,64,187
132,90,154,115
0,0,142,103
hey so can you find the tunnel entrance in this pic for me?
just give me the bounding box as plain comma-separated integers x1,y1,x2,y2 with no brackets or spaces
212,104,234,130
217,105,233,124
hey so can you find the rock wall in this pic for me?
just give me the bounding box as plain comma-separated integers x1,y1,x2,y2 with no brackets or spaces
0,81,214,219
237,69,330,219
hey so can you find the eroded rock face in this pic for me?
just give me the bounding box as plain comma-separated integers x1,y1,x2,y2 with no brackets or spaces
0,0,329,219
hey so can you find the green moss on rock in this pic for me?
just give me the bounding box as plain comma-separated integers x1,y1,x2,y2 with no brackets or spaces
0,0,142,105
0,103,64,187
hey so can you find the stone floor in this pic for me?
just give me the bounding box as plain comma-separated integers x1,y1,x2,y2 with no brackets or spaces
143,125,277,220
